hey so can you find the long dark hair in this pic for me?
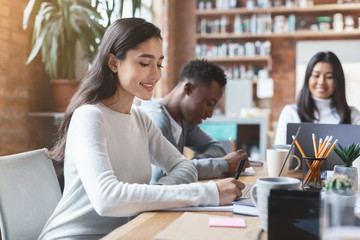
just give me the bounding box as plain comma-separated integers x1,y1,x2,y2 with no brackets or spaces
297,51,350,123
50,18,162,161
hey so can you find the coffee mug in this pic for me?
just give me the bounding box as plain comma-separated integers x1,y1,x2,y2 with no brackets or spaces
250,177,300,231
266,148,301,177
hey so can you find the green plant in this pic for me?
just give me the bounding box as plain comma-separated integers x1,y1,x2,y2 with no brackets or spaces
334,142,360,167
324,174,352,192
23,0,106,79
92,0,142,28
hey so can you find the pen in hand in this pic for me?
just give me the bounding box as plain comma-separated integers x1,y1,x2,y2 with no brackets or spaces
234,158,246,180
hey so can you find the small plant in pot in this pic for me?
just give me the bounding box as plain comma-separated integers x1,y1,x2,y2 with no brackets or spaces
323,174,356,227
324,174,352,193
333,142,360,191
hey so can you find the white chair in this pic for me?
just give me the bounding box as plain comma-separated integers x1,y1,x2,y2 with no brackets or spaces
0,148,62,240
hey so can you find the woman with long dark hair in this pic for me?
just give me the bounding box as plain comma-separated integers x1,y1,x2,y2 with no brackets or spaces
274,51,360,145
39,18,245,239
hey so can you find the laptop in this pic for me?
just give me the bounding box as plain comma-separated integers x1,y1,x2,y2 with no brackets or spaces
286,122,360,170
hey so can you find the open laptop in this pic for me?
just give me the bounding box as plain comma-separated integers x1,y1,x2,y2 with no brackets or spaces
286,122,360,170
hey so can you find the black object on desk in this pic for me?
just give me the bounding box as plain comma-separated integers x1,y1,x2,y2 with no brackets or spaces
268,189,320,240
234,158,245,180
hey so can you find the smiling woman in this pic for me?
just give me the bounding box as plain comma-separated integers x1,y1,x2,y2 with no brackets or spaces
103,37,164,112
308,62,335,100
38,18,245,240
274,51,360,145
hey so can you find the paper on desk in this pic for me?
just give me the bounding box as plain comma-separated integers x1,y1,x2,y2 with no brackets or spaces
160,205,233,212
160,197,258,214
242,166,255,176
154,212,261,240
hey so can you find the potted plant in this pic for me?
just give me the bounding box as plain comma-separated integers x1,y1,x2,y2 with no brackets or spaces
323,174,356,227
333,142,360,190
23,0,106,112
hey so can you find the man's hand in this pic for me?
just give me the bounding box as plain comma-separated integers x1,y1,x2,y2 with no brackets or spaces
223,150,250,173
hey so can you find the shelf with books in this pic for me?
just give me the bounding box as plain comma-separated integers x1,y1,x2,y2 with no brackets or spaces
196,29,360,39
194,1,360,115
195,3,360,15
203,55,271,62
201,56,272,70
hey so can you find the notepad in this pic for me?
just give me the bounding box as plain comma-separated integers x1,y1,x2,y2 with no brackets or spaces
232,198,259,217
232,204,259,217
209,217,246,228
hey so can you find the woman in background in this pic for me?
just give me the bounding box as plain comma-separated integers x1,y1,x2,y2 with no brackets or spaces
274,51,360,145
39,18,244,239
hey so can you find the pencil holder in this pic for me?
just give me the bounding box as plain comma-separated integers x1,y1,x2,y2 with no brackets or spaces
302,157,327,191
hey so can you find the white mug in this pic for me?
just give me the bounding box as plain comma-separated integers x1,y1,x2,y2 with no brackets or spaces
266,148,301,177
250,177,300,231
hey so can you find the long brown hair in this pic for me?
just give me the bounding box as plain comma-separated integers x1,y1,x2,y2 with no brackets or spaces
49,18,162,161
297,51,350,123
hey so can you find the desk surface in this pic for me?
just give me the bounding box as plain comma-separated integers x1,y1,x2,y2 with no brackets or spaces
102,164,300,240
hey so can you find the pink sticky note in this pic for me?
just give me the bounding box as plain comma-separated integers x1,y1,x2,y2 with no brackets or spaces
209,217,246,228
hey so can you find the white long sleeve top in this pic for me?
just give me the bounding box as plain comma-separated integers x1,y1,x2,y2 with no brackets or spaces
274,97,360,145
39,103,219,240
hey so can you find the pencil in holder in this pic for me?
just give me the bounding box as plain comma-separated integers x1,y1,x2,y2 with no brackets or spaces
302,156,327,191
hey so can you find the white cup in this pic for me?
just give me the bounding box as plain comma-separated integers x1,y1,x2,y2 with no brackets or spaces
250,177,300,231
266,148,301,177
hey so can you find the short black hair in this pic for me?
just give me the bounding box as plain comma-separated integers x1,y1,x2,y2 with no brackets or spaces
179,59,227,87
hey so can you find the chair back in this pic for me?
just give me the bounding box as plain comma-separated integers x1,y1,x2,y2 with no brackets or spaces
0,148,62,240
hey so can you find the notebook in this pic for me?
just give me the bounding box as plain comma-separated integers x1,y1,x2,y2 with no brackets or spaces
241,182,254,198
286,122,360,169
232,198,259,217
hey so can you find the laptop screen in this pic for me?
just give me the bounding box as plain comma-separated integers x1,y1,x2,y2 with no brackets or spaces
286,122,360,169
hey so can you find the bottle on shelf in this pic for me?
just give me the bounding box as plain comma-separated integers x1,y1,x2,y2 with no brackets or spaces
265,14,272,34
246,0,255,9
229,0,237,8
205,0,212,9
288,14,296,32
200,19,207,34
317,16,331,31
250,14,257,34
198,0,205,10
221,16,228,33
234,15,243,34
344,15,355,31
333,13,344,32
273,15,286,33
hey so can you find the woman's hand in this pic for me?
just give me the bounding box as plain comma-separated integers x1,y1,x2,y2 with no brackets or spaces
215,178,245,205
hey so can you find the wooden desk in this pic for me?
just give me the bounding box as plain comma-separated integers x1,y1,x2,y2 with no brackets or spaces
102,164,301,240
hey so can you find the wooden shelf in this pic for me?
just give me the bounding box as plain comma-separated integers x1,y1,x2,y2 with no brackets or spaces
203,56,271,62
196,29,360,39
195,3,360,15
195,2,359,85
29,112,64,125
200,56,272,70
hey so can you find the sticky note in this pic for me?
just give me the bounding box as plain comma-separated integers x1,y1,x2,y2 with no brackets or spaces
209,217,246,228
